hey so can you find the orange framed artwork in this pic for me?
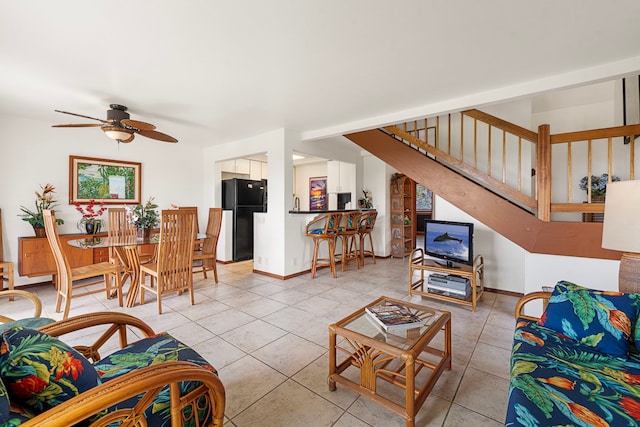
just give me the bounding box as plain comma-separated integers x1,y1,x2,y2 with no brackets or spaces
309,176,327,211
69,155,142,205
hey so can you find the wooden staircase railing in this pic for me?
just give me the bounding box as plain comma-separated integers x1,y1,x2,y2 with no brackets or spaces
385,109,640,223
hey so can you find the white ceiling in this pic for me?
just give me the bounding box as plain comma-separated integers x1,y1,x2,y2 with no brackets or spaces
3,1,640,148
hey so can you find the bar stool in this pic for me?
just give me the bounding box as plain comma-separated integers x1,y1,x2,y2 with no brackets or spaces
358,211,377,265
305,212,342,279
336,211,361,272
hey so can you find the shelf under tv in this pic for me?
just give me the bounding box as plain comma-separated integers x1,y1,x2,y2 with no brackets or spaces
408,248,485,312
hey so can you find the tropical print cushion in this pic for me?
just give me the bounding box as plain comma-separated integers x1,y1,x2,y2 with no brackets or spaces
3,410,32,426
0,318,55,334
0,326,101,413
0,376,8,421
93,333,217,427
506,318,640,426
538,280,639,358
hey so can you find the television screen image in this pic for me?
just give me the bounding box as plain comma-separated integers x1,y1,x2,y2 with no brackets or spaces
424,220,473,266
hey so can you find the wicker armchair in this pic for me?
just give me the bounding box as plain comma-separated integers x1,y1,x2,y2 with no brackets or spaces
1,312,225,426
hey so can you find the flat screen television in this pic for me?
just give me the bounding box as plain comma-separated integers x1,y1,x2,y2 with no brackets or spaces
424,219,474,267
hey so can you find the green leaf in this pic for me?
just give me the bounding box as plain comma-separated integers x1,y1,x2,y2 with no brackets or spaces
579,332,604,347
513,374,554,418
567,291,595,329
512,360,538,377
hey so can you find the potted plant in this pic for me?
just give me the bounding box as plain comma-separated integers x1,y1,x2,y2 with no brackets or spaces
579,173,620,199
126,197,159,238
73,199,107,234
19,183,64,237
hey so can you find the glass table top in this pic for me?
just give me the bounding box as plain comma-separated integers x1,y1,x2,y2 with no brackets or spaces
67,233,206,248
335,297,446,351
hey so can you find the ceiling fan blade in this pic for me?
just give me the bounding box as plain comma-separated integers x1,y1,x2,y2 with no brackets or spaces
54,110,107,123
52,123,103,128
121,119,156,131
138,129,178,143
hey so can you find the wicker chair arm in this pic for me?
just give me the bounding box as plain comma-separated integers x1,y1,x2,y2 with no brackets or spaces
514,291,552,321
21,361,226,427
0,290,42,322
38,312,156,362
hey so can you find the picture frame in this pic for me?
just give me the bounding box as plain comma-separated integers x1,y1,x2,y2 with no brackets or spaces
69,155,141,204
309,176,327,211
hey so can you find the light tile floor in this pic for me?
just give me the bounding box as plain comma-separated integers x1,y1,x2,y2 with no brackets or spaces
4,257,518,426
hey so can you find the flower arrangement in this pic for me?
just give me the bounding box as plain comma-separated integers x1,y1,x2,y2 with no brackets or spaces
126,197,159,229
579,174,620,196
359,189,373,208
19,184,64,230
73,199,106,234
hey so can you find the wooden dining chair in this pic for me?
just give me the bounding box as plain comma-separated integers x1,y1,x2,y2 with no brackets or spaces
0,209,15,300
43,210,122,319
305,212,342,279
140,209,197,314
193,208,223,283
178,206,202,251
107,208,137,283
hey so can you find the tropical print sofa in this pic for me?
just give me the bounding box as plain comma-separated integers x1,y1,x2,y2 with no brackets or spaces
506,281,640,426
0,312,225,427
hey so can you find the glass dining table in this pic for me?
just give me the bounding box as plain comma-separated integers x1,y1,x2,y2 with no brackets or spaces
68,233,206,308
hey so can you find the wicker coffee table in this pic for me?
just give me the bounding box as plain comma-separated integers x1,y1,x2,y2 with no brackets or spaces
328,296,451,427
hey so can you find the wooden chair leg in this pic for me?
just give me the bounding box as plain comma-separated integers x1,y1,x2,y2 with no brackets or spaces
157,290,162,315
329,238,337,278
213,261,219,284
62,295,71,320
55,291,62,313
368,233,376,264
311,239,319,279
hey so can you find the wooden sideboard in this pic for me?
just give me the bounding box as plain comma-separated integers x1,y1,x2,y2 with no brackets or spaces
18,232,156,278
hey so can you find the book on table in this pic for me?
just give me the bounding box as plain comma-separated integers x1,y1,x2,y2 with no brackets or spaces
365,303,424,331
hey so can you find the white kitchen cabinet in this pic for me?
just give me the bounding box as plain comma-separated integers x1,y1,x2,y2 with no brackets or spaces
235,159,251,174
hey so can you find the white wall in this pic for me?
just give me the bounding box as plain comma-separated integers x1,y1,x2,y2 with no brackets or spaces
2,115,204,286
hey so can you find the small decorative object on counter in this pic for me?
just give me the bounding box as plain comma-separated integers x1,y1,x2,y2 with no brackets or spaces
74,199,106,234
359,189,373,208
19,183,64,237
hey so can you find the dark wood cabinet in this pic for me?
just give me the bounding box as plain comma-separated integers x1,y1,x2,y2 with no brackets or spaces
19,233,97,278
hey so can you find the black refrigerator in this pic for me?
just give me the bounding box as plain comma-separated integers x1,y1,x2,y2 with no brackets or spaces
222,178,267,261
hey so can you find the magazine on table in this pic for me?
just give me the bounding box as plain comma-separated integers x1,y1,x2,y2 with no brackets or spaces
365,303,424,331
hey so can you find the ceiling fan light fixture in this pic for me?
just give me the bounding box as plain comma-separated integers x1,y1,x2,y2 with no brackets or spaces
102,126,134,141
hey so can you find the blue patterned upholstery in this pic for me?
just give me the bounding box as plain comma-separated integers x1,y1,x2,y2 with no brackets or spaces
93,332,217,426
0,318,55,334
1,330,218,426
0,326,102,413
506,318,640,426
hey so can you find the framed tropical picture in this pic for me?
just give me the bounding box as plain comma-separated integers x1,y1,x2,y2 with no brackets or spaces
309,176,327,211
69,155,141,204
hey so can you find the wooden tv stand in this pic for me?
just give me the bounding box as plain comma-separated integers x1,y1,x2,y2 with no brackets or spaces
408,248,484,312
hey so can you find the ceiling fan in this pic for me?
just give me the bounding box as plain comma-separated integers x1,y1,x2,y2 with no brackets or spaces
52,104,178,143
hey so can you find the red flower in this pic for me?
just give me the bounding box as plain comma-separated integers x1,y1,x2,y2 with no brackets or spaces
620,396,640,419
9,375,48,400
74,199,106,219
567,402,609,427
538,311,548,325
55,353,85,380
539,376,575,390
521,331,545,346
608,309,631,338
